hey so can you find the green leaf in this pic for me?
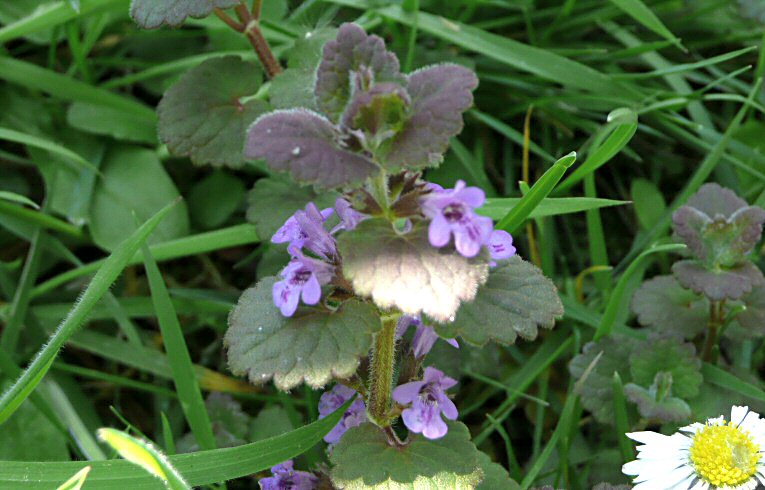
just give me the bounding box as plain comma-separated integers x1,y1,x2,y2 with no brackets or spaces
337,219,489,322
315,23,404,123
158,56,268,168
0,396,69,461
631,275,708,338
55,467,90,490
478,197,627,221
129,0,239,28
250,405,296,441
476,451,521,490
0,191,38,209
623,378,692,423
672,260,764,301
629,336,702,399
97,429,191,490
631,179,666,230
67,102,158,145
188,171,246,229
736,285,765,337
436,256,563,346
608,0,683,50
330,422,483,489
555,108,637,194
225,277,380,390
177,393,249,452
496,151,577,233
569,335,637,424
246,176,337,239
90,146,189,251
0,398,352,488
0,200,178,424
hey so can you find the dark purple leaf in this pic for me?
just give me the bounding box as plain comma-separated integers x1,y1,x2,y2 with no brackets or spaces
381,64,478,170
245,109,379,189
314,23,404,123
685,182,747,218
672,260,764,300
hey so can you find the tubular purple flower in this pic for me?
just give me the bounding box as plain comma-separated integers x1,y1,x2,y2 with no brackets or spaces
331,198,366,234
396,316,458,358
488,230,516,266
420,180,493,258
318,385,367,444
272,252,334,317
392,367,458,439
272,202,336,259
258,460,318,490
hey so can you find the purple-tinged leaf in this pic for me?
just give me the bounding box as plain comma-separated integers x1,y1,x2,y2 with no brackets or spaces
130,0,240,29
245,109,379,189
733,285,765,337
158,56,267,168
685,182,747,218
671,206,710,259
672,259,764,301
341,83,410,144
381,64,478,170
315,23,404,123
623,381,691,423
631,275,707,339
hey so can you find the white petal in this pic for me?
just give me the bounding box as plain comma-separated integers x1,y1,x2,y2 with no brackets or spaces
690,480,709,490
731,405,752,426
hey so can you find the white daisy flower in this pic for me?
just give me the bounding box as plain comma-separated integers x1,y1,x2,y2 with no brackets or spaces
623,405,765,490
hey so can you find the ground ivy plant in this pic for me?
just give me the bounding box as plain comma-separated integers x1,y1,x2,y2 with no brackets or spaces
152,20,566,489
570,183,765,427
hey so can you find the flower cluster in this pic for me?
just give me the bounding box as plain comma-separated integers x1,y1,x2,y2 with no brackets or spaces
393,367,458,440
318,384,366,445
271,199,365,317
421,180,515,262
258,460,318,490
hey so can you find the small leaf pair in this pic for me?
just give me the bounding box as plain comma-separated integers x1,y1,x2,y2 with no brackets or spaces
245,23,479,189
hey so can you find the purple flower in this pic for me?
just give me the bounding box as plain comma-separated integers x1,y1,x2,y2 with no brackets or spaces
331,198,366,234
272,252,334,317
318,385,366,444
420,180,493,258
488,230,516,265
259,460,318,490
392,367,458,440
396,316,458,359
272,203,336,259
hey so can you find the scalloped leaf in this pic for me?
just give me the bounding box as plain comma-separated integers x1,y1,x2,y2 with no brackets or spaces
130,0,240,29
435,257,563,346
330,422,482,489
245,109,379,188
685,182,747,218
381,64,478,170
630,275,707,338
629,336,702,399
736,285,765,337
476,451,521,490
337,219,489,322
623,379,692,423
672,260,764,301
225,278,380,390
673,205,765,267
568,335,637,424
246,176,338,239
177,393,250,452
158,56,267,168
314,23,404,123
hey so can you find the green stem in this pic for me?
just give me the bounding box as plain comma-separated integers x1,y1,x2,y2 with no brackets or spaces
368,314,399,427
369,171,390,214
702,301,724,362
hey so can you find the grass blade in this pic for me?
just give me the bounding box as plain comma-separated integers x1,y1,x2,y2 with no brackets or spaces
55,466,91,490
0,191,39,209
478,197,628,220
496,151,577,233
609,0,683,50
142,243,217,450
0,398,353,489
612,372,634,463
0,127,97,172
97,429,191,490
0,200,178,424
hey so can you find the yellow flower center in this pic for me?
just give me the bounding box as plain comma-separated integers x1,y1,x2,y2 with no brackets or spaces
690,422,760,487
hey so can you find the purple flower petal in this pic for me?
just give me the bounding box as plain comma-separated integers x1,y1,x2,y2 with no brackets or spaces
317,385,366,444
453,181,485,208
428,214,452,247
488,230,516,261
392,380,425,404
438,396,458,420
421,411,449,439
445,338,460,349
301,274,322,305
401,406,427,434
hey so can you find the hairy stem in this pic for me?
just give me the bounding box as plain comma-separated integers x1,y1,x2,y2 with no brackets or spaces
213,8,244,32
245,21,282,78
368,314,399,427
702,300,724,362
